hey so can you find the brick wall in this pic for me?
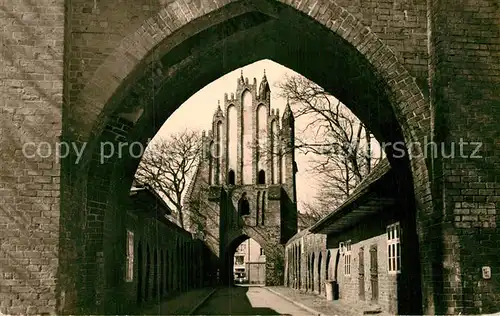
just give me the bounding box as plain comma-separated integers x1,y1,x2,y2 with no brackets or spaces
331,0,429,91
286,207,408,314
335,234,398,314
122,205,215,314
428,0,500,314
0,1,64,314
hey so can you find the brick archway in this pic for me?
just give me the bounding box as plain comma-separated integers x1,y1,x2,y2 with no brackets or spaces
70,0,430,145
61,0,433,314
221,232,269,286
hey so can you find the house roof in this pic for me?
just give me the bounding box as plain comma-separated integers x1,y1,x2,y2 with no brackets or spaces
309,158,396,235
129,179,173,216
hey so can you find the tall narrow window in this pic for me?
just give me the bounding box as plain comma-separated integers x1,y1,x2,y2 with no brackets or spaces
228,169,235,185
344,240,351,276
256,192,261,226
216,122,222,184
258,170,266,184
261,191,266,225
387,222,401,273
126,230,134,282
256,104,268,179
281,146,286,184
227,105,237,180
238,192,250,216
208,141,213,185
242,90,253,184
271,120,278,184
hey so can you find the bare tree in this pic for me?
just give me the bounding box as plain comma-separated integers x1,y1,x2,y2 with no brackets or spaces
135,130,202,229
277,75,380,220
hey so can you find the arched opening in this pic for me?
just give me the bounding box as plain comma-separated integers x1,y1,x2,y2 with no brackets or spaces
238,192,250,216
293,245,299,289
181,245,186,291
175,241,180,291
153,249,158,300
63,1,430,313
169,251,173,292
225,235,267,286
242,90,253,184
208,141,214,185
318,252,322,295
271,120,278,184
256,192,261,226
228,169,235,185
215,121,222,184
258,170,265,184
256,104,268,175
261,192,266,225
306,256,310,291
286,249,292,286
145,245,151,302
163,250,170,295
326,250,331,281
333,250,341,300
159,250,164,298
311,253,315,293
298,245,302,289
137,241,143,304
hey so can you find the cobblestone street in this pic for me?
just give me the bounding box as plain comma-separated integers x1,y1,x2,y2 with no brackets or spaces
193,286,313,315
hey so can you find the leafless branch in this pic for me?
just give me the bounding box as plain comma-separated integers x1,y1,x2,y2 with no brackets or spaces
135,130,202,229
276,75,381,221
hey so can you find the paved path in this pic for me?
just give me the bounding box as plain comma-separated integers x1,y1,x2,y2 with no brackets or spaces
266,286,390,316
193,286,314,315
141,288,215,315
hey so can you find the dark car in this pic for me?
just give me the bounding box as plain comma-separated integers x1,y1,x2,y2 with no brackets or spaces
234,270,247,284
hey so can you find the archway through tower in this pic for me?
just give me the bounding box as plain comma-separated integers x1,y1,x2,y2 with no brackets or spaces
231,236,267,286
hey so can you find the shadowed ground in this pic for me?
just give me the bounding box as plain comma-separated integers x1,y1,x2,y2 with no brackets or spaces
193,286,312,315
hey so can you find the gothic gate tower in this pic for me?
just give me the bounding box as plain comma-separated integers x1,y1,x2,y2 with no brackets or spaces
185,69,298,286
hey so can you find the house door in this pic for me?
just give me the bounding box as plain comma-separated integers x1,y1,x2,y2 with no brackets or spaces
358,248,365,300
370,245,378,302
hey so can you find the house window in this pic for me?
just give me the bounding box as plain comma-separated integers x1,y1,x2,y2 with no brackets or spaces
344,240,351,276
126,230,134,282
235,255,244,265
387,222,401,273
237,243,246,253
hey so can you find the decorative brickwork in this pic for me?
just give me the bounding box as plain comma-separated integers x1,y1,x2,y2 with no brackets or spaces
184,71,298,287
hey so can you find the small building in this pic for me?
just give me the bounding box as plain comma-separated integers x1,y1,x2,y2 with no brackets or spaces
285,159,422,315
233,238,266,284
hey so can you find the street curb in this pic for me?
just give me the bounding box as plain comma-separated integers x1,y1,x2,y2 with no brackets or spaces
264,287,328,316
188,288,218,315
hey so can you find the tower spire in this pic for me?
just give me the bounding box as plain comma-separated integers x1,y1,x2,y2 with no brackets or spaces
283,97,293,123
259,69,270,100
214,100,223,117
238,69,245,86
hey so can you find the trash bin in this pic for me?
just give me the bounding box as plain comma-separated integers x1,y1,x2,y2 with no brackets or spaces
325,280,334,301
